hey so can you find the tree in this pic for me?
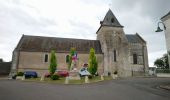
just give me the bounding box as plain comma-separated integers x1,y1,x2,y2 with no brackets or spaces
49,50,57,74
88,48,98,75
68,48,75,70
154,53,169,69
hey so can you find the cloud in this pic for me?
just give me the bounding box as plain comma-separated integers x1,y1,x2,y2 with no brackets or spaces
111,0,170,66
0,0,110,61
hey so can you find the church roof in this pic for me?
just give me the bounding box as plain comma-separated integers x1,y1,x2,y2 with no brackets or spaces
15,35,103,54
15,34,145,53
100,9,123,27
126,33,146,43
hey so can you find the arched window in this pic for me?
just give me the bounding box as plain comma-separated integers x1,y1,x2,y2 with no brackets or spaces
44,54,48,62
66,55,70,63
111,18,114,23
133,54,137,64
114,50,116,62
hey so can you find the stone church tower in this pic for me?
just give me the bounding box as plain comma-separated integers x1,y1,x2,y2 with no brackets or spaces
97,9,132,77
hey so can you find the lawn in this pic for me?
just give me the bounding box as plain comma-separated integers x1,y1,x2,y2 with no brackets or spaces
24,76,113,84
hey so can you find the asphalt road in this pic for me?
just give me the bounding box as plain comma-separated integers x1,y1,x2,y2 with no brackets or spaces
0,77,170,100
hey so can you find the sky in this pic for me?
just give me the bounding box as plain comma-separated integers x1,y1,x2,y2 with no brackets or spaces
0,0,169,66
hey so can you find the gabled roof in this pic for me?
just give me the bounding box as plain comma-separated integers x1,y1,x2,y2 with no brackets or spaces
101,9,123,27
15,34,145,53
15,35,103,54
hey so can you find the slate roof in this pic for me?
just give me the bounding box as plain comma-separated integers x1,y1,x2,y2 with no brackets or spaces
101,9,123,27
126,33,146,43
16,35,103,54
15,34,145,53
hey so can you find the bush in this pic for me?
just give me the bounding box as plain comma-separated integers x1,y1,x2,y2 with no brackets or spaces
156,69,170,73
108,72,111,76
88,75,93,79
50,74,60,80
17,72,24,76
114,71,118,75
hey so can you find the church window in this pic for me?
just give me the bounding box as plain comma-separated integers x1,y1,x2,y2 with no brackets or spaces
111,18,114,23
133,54,137,64
66,55,70,63
44,54,48,62
114,50,117,62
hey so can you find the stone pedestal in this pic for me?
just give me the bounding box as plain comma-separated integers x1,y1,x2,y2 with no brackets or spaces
65,77,69,84
21,75,25,80
85,76,89,83
69,70,80,80
112,74,118,79
101,74,104,80
40,75,44,81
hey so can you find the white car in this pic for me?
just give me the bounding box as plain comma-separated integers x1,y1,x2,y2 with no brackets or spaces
79,67,91,77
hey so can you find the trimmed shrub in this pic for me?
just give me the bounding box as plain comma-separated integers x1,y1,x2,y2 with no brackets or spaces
88,75,93,79
50,74,60,80
114,71,118,75
17,72,24,76
108,72,111,76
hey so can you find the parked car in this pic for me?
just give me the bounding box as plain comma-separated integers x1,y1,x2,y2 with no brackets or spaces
56,70,69,77
44,72,50,77
79,67,90,77
24,71,38,78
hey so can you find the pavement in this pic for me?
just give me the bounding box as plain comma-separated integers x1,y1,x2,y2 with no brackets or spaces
0,77,170,100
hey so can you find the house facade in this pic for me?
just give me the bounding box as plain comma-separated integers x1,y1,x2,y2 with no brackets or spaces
161,12,170,68
10,9,149,77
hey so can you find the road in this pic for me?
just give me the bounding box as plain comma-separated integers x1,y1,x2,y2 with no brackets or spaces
0,77,170,100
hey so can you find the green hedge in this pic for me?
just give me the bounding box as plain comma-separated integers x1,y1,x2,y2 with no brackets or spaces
156,69,170,73
50,74,60,80
17,72,24,76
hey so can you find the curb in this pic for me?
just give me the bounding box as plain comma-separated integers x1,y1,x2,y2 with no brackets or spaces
159,85,170,90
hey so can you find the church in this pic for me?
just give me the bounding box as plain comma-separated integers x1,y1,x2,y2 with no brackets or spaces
10,9,149,77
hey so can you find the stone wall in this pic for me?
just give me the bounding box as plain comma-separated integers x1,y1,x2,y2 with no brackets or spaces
97,26,131,77
17,51,104,76
129,42,148,75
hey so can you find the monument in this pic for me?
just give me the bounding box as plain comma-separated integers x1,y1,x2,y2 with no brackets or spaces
69,51,81,80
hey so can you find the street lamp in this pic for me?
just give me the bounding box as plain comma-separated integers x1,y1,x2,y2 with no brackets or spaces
155,22,166,32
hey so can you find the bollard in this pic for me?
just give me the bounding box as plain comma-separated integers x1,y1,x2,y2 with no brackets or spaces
40,75,45,81
22,75,25,80
65,76,69,84
85,76,89,83
101,74,104,80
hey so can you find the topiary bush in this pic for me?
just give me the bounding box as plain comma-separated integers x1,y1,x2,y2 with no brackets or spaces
50,74,60,80
88,75,93,79
114,71,118,75
17,72,24,76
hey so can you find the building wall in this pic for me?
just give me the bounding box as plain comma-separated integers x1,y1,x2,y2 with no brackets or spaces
129,43,148,76
17,51,104,76
162,16,170,68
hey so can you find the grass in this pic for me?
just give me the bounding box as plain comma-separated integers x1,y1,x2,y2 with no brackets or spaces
24,76,113,84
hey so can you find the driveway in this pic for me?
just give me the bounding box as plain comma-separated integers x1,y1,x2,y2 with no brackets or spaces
0,77,170,100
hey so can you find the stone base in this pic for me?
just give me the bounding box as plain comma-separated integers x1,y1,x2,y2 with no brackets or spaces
69,70,80,80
